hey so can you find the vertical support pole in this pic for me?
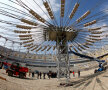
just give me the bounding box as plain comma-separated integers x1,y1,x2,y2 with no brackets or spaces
56,32,70,83
57,37,60,79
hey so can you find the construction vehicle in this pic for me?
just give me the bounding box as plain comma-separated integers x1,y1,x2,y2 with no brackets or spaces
6,62,28,78
94,60,107,73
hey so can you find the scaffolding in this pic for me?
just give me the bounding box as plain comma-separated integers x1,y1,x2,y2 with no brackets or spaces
56,31,70,83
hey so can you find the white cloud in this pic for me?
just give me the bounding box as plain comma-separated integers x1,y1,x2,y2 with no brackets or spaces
0,0,59,21
0,0,60,44
101,3,108,14
31,26,45,44
19,0,60,21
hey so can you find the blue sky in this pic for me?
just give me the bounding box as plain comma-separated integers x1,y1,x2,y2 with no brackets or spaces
40,0,108,26
0,0,108,26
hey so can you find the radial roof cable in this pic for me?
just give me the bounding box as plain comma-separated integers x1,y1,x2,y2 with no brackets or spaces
74,41,85,50
31,45,39,51
69,3,79,19
0,26,15,31
102,25,108,28
83,44,89,48
29,9,46,23
0,19,17,25
41,46,47,51
84,42,93,46
86,39,96,43
78,44,86,50
20,19,38,26
23,43,33,47
23,39,34,44
73,47,78,52
19,35,32,37
77,47,82,51
76,10,91,22
91,31,103,34
14,30,31,33
93,38,102,41
88,38,102,41
15,0,30,10
88,27,101,31
43,1,54,19
84,20,97,27
60,0,65,17
27,45,35,50
36,46,42,52
47,46,51,51
16,25,34,29
20,37,32,40
89,35,101,38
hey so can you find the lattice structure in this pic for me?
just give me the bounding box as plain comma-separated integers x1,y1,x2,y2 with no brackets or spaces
56,34,70,81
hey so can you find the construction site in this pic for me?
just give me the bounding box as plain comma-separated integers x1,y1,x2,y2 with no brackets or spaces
0,0,108,90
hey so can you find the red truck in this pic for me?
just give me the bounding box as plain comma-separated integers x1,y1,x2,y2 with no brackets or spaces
5,62,29,78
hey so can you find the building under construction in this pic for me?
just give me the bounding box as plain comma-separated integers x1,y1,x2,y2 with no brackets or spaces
0,0,108,90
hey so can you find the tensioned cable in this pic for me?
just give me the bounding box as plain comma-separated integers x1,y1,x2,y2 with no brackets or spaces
33,0,56,26
64,0,88,26
74,8,108,27
46,0,58,26
63,0,74,27
9,0,52,26
74,10,108,27
70,0,107,27
75,14,108,29
0,35,21,43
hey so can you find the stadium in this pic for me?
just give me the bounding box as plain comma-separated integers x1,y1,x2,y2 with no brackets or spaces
0,0,108,90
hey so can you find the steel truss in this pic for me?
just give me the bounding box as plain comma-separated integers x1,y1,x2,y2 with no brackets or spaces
56,32,70,83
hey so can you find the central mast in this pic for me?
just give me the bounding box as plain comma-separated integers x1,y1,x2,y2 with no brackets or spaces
56,30,70,82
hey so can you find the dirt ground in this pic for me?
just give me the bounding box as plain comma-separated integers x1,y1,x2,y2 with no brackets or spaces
0,69,108,90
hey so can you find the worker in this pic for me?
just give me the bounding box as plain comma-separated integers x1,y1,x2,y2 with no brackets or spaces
32,72,34,77
36,71,39,79
28,69,31,77
43,72,46,79
37,72,39,79
73,70,75,77
39,72,42,79
78,70,80,77
29,72,31,77
0,62,3,69
48,71,52,79
3,62,8,70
